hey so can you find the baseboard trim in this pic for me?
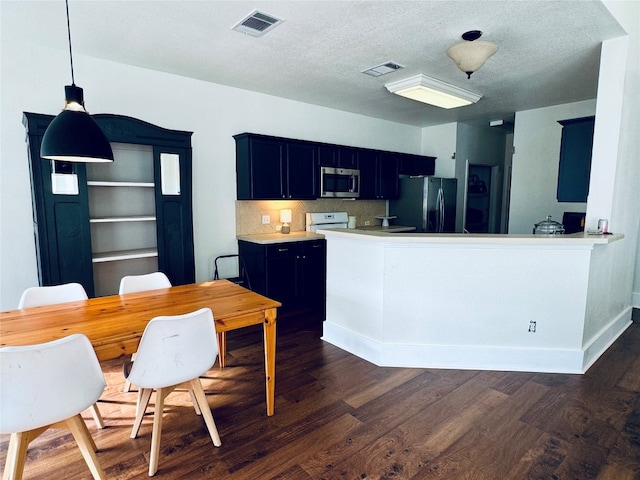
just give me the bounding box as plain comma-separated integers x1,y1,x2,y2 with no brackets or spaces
581,307,633,372
632,291,640,309
322,313,631,374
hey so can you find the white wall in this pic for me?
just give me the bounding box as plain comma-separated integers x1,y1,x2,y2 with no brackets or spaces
0,36,423,310
509,100,596,234
455,123,507,233
421,122,457,178
597,1,640,313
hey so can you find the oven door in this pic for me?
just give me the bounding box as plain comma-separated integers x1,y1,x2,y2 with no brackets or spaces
320,167,360,198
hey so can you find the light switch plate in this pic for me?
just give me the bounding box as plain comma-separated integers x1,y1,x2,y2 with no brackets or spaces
262,215,270,224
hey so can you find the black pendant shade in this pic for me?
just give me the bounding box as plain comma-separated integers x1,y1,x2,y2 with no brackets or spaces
41,0,113,163
41,85,114,163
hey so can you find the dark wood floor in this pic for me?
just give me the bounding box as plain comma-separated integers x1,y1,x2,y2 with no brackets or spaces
2,312,639,479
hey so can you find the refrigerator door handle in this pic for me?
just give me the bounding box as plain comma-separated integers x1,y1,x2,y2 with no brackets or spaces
437,187,444,232
441,189,445,232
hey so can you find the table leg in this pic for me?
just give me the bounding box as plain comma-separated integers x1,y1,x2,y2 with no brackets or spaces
262,307,277,416
217,332,226,368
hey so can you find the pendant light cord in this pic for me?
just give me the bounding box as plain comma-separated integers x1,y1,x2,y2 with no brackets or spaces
65,0,75,86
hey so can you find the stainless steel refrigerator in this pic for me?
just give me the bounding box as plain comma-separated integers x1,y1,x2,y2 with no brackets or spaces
390,177,457,233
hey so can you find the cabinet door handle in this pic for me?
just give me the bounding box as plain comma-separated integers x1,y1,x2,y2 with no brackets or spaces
278,248,289,252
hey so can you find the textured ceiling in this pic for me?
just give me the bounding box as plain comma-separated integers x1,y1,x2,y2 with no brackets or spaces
2,1,625,128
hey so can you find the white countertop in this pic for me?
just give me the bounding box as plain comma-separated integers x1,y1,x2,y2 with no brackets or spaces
237,225,416,244
354,225,417,233
321,228,624,246
237,231,325,244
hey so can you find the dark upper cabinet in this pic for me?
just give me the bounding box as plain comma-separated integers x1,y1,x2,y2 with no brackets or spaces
286,141,317,199
358,149,377,199
358,150,400,199
338,147,358,169
241,136,283,199
235,133,317,200
317,145,358,169
378,152,400,199
557,116,595,203
398,153,436,176
23,112,195,296
236,132,435,201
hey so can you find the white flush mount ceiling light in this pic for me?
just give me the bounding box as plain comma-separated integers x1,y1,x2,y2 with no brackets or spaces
447,30,498,79
385,74,482,109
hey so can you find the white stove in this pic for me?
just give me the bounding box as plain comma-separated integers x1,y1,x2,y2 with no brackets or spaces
305,212,349,232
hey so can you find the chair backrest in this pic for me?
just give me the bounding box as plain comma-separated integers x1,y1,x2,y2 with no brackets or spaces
126,308,218,389
0,334,106,434
213,254,252,290
19,283,88,308
119,272,172,294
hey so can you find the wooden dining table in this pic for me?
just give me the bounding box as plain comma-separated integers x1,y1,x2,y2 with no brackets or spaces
0,280,281,416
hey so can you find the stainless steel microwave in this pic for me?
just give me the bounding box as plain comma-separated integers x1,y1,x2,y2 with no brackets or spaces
320,167,360,198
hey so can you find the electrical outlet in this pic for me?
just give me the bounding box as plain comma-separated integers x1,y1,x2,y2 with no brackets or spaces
528,320,536,333
364,220,371,226
262,215,270,225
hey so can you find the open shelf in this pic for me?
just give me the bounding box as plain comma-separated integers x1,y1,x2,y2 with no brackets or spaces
87,181,154,188
92,248,158,263
90,216,156,223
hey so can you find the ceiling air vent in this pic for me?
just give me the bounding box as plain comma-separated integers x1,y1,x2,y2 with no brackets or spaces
362,62,405,77
232,10,284,37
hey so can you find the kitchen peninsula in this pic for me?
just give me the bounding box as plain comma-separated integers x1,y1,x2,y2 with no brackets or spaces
321,229,629,374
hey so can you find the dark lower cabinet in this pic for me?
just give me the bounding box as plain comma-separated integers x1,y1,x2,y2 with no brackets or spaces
238,239,326,320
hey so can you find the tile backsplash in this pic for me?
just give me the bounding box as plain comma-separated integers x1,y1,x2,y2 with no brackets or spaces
236,199,386,235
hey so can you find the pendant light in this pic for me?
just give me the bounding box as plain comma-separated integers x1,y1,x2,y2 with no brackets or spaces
446,30,498,79
41,0,113,163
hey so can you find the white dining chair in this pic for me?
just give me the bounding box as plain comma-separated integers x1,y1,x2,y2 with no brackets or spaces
18,283,105,429
126,307,222,476
0,334,107,480
119,272,172,393
18,282,89,309
118,271,172,295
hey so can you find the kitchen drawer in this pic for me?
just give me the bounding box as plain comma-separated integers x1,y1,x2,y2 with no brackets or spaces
265,243,298,258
